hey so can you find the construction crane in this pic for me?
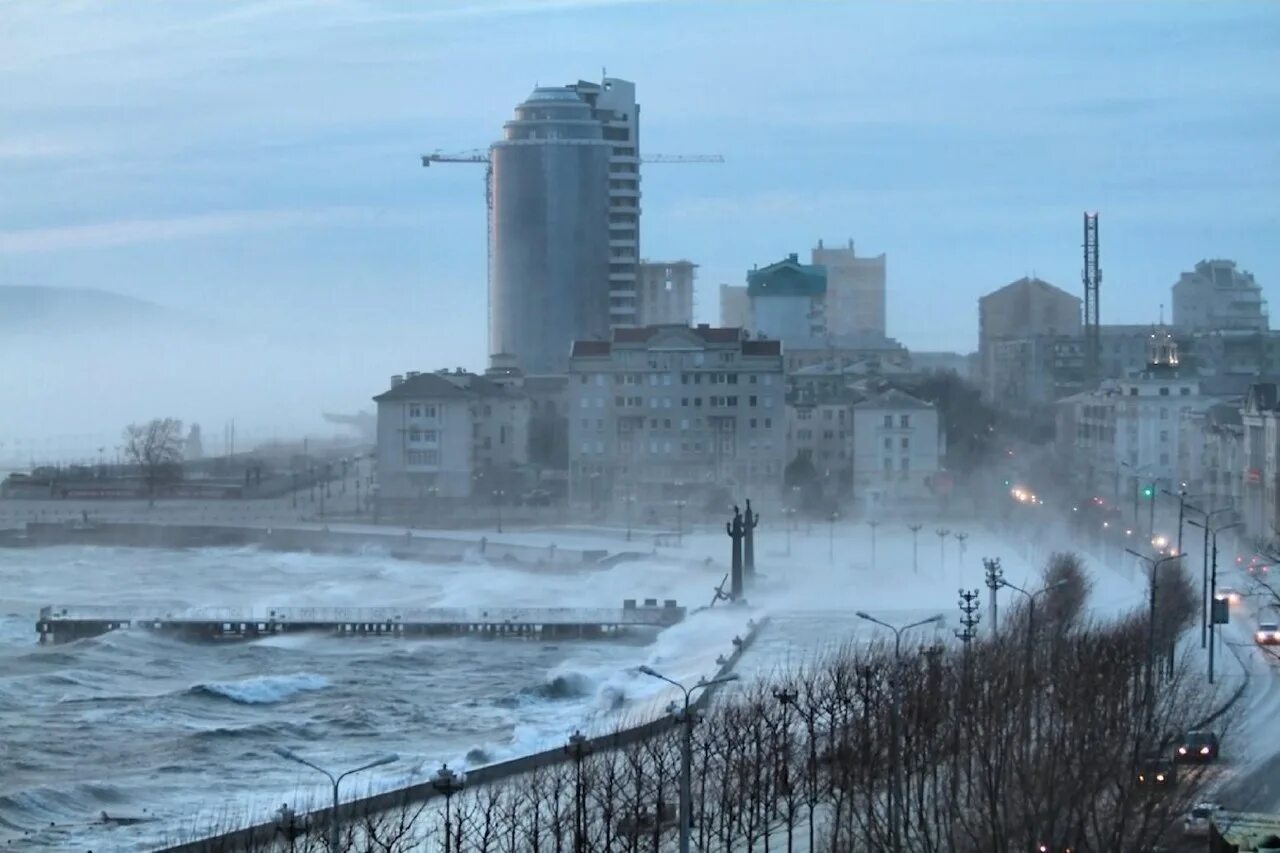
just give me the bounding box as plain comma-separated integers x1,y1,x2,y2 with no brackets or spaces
420,149,724,211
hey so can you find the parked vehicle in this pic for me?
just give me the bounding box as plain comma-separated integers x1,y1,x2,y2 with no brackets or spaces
1183,802,1223,838
1175,730,1219,763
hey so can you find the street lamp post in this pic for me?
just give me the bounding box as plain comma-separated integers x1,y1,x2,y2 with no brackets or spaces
1124,548,1184,724
954,532,969,583
854,612,944,852
1187,507,1234,650
431,764,465,853
625,493,634,542
936,528,951,574
1187,517,1238,683
493,488,504,533
908,523,922,573
999,579,1069,673
784,507,797,556
637,666,741,853
565,730,591,853
867,519,880,571
271,747,398,853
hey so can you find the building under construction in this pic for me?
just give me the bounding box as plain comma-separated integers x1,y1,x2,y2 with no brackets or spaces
488,77,641,375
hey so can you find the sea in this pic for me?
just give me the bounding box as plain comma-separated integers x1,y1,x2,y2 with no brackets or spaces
0,524,1064,851
0,544,764,851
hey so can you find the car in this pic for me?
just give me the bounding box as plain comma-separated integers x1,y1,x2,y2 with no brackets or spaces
1175,730,1220,763
1136,756,1177,787
522,489,552,507
1183,802,1223,838
1256,621,1280,646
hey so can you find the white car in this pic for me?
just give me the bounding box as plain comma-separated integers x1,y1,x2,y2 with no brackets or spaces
1257,621,1280,646
1184,802,1223,838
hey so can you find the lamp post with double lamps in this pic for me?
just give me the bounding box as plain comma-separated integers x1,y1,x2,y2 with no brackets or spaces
1187,516,1239,683
637,666,740,853
998,578,1069,673
854,612,944,852
271,747,398,852
1124,549,1184,725
1187,506,1235,649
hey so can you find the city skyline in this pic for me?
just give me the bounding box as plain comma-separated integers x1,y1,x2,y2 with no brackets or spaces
1,0,1277,438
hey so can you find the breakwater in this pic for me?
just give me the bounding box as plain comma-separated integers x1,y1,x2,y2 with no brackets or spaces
0,521,619,569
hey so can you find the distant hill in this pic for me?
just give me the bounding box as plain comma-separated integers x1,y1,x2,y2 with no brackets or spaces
0,286,174,334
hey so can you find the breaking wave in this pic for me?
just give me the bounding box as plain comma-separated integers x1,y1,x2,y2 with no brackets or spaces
189,673,329,705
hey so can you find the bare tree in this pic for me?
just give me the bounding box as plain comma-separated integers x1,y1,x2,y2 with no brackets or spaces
123,417,184,504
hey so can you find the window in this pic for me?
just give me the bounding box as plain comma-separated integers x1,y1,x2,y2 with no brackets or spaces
1129,388,1138,396
1159,387,1170,397
580,398,589,409
650,418,658,428
408,404,423,418
664,419,671,429
595,398,604,409
423,429,438,441
595,374,604,386
824,409,833,421
883,457,893,473
695,398,702,407
884,415,892,428
728,374,738,384
901,437,910,449
579,374,588,384
749,374,758,384
596,440,604,454
749,418,757,428
764,375,773,385
884,437,892,449
1160,408,1168,420
1160,430,1169,442
750,395,758,407
1180,387,1191,396
901,457,910,471
900,415,910,428
499,426,507,444
728,396,738,406
409,429,421,442
681,418,689,429
765,418,772,428
1160,452,1170,465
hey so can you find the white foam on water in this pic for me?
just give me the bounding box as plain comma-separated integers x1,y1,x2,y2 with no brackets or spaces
192,672,330,705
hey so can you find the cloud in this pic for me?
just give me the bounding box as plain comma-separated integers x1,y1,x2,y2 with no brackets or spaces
0,206,412,253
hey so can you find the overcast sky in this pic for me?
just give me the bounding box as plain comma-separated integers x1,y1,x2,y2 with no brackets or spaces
1,0,1278,447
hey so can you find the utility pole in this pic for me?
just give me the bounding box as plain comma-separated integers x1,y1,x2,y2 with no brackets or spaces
936,528,951,574
1083,212,1101,385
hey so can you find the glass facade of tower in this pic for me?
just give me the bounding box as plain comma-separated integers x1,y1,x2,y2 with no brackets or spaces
489,87,613,374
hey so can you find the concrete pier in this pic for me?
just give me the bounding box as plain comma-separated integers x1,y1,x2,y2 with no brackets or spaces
36,599,685,644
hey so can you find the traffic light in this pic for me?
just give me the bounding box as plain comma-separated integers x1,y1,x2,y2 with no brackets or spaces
1142,486,1154,499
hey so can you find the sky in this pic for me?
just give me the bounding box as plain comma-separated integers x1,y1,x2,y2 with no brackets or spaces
1,0,1278,452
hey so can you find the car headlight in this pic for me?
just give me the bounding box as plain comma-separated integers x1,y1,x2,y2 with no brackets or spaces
1156,773,1166,782
1200,746,1211,755
1178,746,1187,754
